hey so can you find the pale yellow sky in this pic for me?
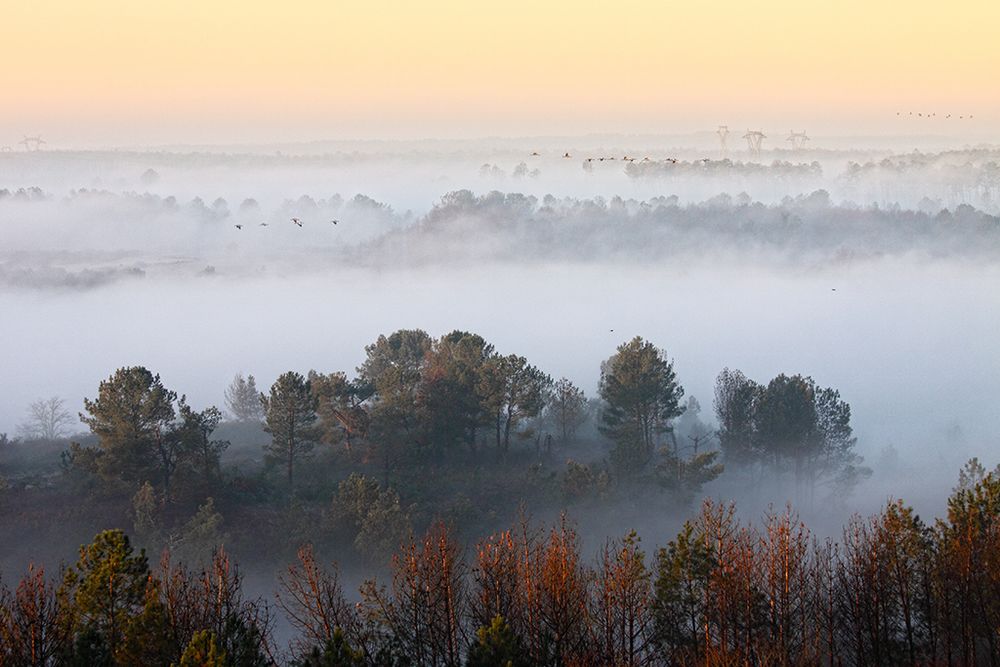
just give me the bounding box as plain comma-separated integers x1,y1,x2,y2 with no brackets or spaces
1,0,997,145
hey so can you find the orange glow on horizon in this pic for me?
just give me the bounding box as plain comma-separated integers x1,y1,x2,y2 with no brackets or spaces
1,0,997,144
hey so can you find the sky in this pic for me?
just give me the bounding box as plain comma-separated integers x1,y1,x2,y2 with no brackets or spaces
1,0,998,146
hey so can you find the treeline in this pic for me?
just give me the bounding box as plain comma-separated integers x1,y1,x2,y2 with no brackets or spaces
2,460,999,665
57,331,866,504
60,332,728,500
1,331,871,567
361,189,1000,267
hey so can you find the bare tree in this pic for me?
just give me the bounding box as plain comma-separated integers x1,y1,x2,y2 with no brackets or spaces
277,544,358,653
18,396,73,440
0,564,69,665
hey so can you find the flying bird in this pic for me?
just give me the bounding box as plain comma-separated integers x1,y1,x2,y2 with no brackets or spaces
330,219,339,225
234,224,243,230
530,151,540,156
563,152,571,158
291,217,302,227
259,222,269,226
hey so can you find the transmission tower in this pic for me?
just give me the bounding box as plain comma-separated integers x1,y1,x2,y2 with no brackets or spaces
786,130,810,150
19,135,46,151
742,129,766,159
717,125,729,158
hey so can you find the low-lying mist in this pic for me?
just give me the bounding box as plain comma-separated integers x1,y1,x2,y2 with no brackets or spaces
1,139,998,610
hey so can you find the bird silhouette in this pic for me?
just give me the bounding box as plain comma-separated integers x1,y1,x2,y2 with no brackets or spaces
563,152,571,158
530,151,540,156
291,217,302,227
234,224,243,230
259,222,269,226
330,219,339,225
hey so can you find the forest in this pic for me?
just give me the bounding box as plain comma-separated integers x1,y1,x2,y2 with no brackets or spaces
3,329,995,664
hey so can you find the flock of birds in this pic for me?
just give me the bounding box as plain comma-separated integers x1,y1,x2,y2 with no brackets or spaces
529,151,705,163
897,111,974,119
234,217,339,230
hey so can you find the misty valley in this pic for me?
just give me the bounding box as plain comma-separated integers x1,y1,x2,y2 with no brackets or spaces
1,142,999,665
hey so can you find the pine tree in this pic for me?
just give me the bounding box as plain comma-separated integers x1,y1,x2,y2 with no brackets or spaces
59,529,159,659
261,372,318,487
599,337,684,476
175,630,226,667
80,367,177,492
224,373,264,423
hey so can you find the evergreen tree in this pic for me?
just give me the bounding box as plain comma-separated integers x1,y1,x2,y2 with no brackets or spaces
713,368,759,466
466,616,529,667
480,354,552,457
599,337,684,476
175,630,227,667
59,529,164,661
545,377,588,445
174,400,228,486
261,372,318,487
293,628,364,666
224,373,264,423
80,367,178,493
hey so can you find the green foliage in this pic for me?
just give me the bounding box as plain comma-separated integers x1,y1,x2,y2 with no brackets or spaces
359,330,433,480
561,459,609,501
754,373,818,464
59,529,159,659
599,337,684,476
651,521,715,662
175,630,227,666
131,480,161,544
310,371,372,456
545,377,587,446
293,628,364,666
419,330,495,455
715,367,865,494
171,497,228,565
76,367,227,500
175,400,229,487
79,366,177,491
262,371,318,487
332,474,411,559
480,354,552,457
713,368,758,465
655,449,724,500
466,615,529,667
